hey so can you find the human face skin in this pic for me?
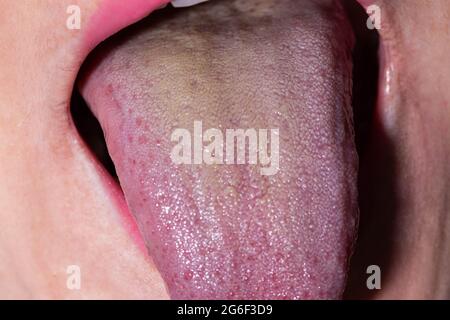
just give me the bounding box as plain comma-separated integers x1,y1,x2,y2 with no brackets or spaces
0,0,449,299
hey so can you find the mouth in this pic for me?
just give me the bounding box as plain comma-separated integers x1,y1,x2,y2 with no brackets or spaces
71,0,379,299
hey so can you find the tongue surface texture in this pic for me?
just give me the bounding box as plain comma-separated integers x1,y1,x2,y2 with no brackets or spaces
79,0,358,299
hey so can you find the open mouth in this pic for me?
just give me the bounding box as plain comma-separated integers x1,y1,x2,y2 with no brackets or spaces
71,0,380,299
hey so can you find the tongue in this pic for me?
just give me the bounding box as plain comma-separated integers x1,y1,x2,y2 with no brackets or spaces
79,0,358,299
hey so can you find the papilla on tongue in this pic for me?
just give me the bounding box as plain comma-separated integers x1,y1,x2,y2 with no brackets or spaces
79,0,358,299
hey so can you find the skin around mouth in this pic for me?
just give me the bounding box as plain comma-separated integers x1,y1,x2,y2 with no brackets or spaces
79,0,359,299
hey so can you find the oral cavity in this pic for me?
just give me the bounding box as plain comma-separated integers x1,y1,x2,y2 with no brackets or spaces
78,0,359,299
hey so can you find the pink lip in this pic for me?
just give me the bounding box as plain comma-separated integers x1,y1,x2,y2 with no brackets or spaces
83,0,375,53
355,0,375,8
76,0,171,257
83,0,169,52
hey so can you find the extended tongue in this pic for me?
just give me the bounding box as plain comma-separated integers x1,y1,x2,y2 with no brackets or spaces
79,0,359,299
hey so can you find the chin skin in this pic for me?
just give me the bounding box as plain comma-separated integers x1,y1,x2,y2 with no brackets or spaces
0,0,449,299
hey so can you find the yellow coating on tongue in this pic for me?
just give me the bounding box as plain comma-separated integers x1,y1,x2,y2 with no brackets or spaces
79,0,358,299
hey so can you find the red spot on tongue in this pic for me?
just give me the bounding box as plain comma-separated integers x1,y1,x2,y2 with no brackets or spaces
79,0,359,299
